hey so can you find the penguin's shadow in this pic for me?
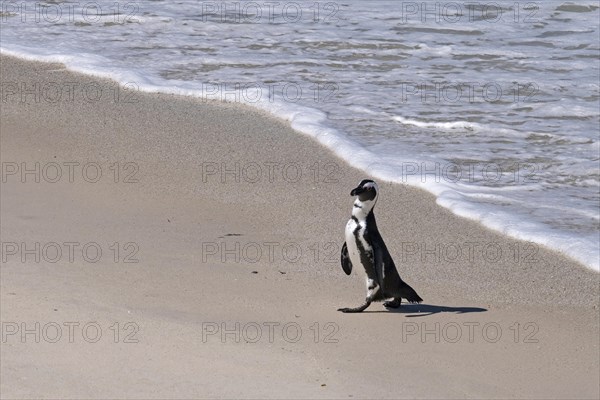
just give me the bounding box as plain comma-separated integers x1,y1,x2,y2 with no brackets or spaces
365,304,488,317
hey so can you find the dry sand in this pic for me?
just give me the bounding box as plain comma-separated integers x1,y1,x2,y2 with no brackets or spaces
1,55,598,399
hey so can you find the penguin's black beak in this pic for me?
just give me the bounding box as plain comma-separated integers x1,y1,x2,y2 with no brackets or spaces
350,186,364,196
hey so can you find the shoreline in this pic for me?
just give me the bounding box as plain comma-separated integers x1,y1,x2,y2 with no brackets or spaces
1,54,599,399
2,47,597,272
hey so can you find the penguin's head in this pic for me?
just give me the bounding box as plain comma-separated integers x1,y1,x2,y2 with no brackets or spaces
350,179,378,204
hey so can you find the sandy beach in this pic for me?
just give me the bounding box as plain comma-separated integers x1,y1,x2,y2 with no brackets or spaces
1,55,598,399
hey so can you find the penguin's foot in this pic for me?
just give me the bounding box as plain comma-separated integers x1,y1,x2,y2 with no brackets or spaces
337,302,371,313
383,298,402,308
337,307,362,313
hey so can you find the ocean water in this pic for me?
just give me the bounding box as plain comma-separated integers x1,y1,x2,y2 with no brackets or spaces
1,1,598,270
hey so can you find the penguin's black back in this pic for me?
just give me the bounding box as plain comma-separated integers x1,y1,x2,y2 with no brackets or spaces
367,211,422,303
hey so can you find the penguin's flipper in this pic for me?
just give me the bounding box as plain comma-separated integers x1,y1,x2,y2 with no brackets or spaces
340,242,352,275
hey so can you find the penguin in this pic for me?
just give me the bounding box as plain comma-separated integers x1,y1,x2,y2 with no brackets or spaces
338,179,422,313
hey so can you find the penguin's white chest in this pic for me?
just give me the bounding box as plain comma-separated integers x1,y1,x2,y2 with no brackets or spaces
345,218,373,267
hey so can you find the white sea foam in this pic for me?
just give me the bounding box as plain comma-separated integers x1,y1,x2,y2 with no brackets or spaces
392,116,484,131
